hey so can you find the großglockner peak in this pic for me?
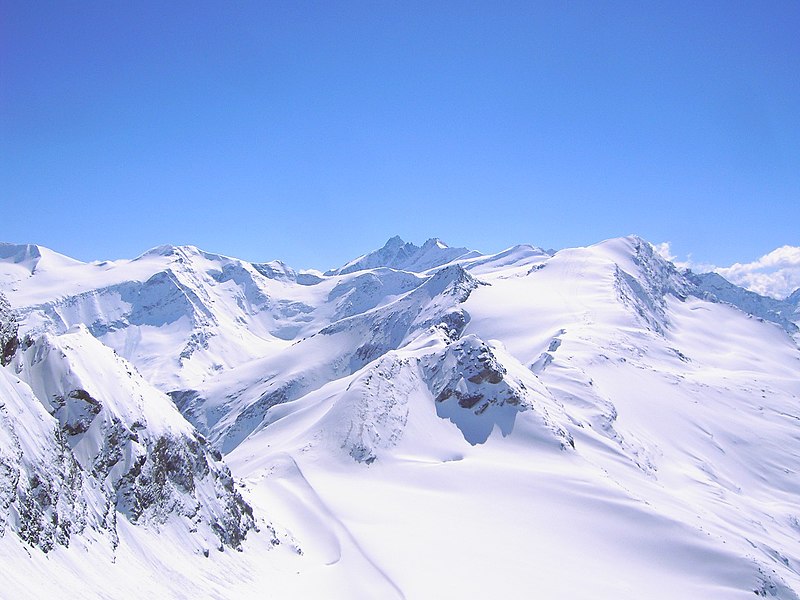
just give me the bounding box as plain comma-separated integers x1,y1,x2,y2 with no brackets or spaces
324,235,482,275
1,235,800,599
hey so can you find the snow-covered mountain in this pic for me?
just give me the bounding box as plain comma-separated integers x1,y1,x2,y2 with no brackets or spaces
1,235,800,599
0,242,330,391
0,291,256,553
688,270,799,336
324,235,481,275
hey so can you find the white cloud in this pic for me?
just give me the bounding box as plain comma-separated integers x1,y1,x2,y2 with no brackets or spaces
653,242,800,300
715,245,800,300
652,242,675,262
652,242,713,272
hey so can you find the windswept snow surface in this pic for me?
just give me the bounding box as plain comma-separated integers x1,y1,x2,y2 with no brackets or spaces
2,235,800,598
0,243,332,390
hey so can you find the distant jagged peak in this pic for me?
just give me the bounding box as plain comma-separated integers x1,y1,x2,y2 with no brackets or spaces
420,237,450,250
135,243,229,263
385,234,406,247
326,235,481,276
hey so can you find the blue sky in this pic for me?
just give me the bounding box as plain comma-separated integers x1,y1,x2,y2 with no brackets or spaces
1,1,798,272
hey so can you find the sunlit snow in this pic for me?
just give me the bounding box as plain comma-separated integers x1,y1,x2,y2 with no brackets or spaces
1,235,799,599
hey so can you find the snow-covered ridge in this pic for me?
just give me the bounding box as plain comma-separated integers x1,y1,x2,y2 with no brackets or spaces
688,271,799,335
0,295,257,556
2,236,800,598
325,235,481,275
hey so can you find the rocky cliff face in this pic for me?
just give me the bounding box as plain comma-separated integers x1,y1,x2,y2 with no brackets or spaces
0,300,256,554
3,237,800,599
0,293,18,366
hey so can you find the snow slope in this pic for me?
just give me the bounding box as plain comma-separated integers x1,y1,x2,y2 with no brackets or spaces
218,236,800,598
0,290,259,575
2,236,800,598
688,270,799,335
1,243,333,391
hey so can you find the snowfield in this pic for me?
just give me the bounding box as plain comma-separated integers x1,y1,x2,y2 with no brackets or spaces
1,235,800,599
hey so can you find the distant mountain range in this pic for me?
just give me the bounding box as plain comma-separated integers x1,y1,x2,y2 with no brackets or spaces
1,235,799,599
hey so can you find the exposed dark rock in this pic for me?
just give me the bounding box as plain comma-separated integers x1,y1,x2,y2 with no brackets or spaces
613,238,692,334
14,427,87,552
457,394,483,409
423,335,572,448
113,432,254,548
53,389,103,436
0,292,19,366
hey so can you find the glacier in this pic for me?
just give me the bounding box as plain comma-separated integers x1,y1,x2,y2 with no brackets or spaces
1,235,800,599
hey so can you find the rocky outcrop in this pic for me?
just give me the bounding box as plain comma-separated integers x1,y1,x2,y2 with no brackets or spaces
0,370,102,552
326,236,479,276
1,326,257,553
0,292,18,366
422,335,573,448
612,237,691,334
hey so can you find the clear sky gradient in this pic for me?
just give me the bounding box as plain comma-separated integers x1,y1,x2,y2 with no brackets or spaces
2,1,798,271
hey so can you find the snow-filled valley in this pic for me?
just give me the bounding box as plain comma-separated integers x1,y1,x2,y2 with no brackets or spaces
1,235,800,599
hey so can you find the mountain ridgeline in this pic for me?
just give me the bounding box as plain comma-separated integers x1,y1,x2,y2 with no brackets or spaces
1,236,799,599
0,292,256,555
